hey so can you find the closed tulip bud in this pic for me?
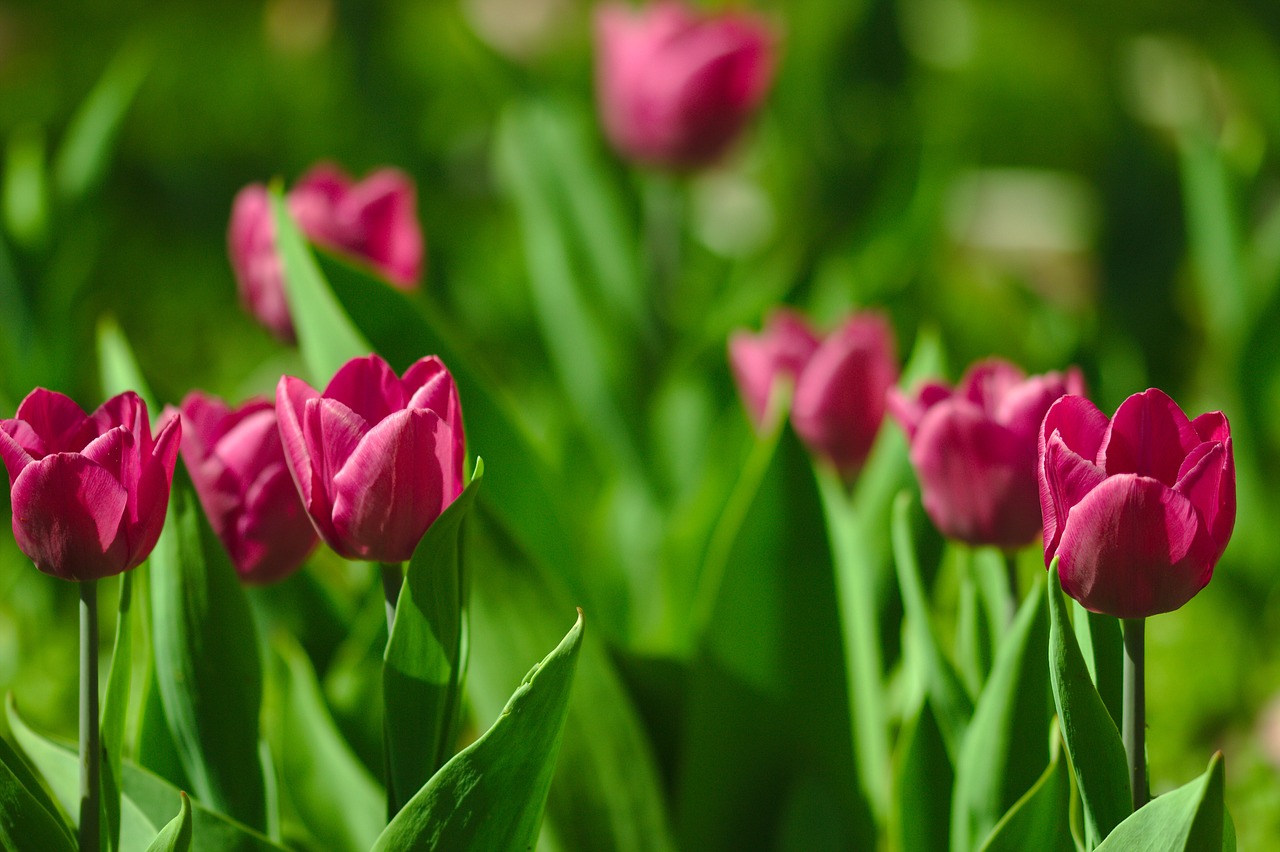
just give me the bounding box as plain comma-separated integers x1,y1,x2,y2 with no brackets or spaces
792,314,898,480
889,359,1083,549
177,393,318,585
0,390,180,582
276,354,466,563
728,309,820,428
228,163,424,343
1038,389,1235,618
594,1,776,170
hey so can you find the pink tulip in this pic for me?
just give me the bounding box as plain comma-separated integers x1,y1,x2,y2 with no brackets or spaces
228,163,424,343
1038,389,1235,618
791,314,898,479
0,390,180,582
276,354,465,563
594,1,775,169
889,359,1083,549
728,309,820,428
177,393,318,585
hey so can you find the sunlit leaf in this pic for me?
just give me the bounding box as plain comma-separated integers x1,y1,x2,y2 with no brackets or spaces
143,792,192,852
1094,752,1231,851
0,731,75,851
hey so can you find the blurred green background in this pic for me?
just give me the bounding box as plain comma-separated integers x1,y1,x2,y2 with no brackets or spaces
3,0,1280,847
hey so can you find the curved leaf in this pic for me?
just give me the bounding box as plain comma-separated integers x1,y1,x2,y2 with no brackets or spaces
978,735,1072,852
143,792,192,852
894,698,952,852
0,732,75,852
1095,752,1229,851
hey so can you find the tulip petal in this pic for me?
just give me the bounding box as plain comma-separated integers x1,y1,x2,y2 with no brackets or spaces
1056,475,1204,618
1192,410,1230,443
886,381,951,441
234,462,317,584
1175,440,1235,562
0,426,35,485
346,169,422,287
958,359,1026,412
1098,388,1200,484
14,388,91,453
995,367,1081,445
1039,394,1108,470
10,454,129,581
1040,430,1106,561
323,355,404,427
276,375,321,509
212,408,286,487
728,310,820,428
123,413,181,570
330,409,450,562
178,392,237,464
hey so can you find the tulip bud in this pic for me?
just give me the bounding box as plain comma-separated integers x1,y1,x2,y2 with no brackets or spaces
177,393,318,584
791,314,898,480
1038,389,1235,618
889,359,1083,549
228,163,424,343
0,390,181,582
594,1,776,170
728,309,820,429
276,354,466,563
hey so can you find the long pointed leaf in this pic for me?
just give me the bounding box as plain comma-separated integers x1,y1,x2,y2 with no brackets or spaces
893,698,952,852
1095,752,1230,851
978,735,1072,852
143,792,192,852
0,733,76,852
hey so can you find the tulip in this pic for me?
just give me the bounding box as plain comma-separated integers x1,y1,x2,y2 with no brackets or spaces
177,393,318,584
276,354,465,563
728,309,820,428
889,359,1083,549
594,1,776,169
1038,388,1235,619
0,390,180,582
229,163,424,342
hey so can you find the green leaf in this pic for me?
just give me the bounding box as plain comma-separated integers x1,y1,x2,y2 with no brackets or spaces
373,611,584,852
892,493,973,760
893,698,953,852
149,467,266,830
0,733,76,852
1047,566,1130,846
384,460,483,814
1095,752,1230,851
270,633,382,852
53,40,150,203
96,316,158,411
951,573,1053,852
978,735,1072,852
269,188,371,383
4,123,49,250
1072,601,1123,730
143,792,192,852
7,699,287,852
102,571,137,852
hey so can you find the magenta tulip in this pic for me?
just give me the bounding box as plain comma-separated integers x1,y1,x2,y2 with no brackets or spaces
177,393,318,584
594,1,776,169
1038,389,1235,618
728,309,820,429
791,314,898,479
0,390,180,582
889,359,1083,549
276,354,465,563
229,163,424,342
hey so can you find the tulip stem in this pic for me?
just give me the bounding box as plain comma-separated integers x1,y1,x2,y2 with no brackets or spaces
1122,617,1147,812
380,562,403,637
79,579,100,852
1002,550,1019,626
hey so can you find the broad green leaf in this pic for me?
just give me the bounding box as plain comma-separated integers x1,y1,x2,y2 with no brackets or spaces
53,40,150,203
372,612,584,852
96,316,158,411
892,493,973,759
1072,601,1123,729
143,792,192,852
384,461,483,814
3,123,48,250
269,188,371,383
7,700,286,852
978,735,1072,852
6,699,159,851
102,571,137,852
1095,752,1230,851
150,467,266,830
951,574,1052,852
893,698,952,852
1048,567,1130,846
270,633,382,852
469,508,676,852
0,733,75,852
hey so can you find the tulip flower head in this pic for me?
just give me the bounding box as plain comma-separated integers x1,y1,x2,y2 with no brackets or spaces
1038,389,1235,618
229,163,424,342
730,310,897,480
178,393,318,584
0,390,180,582
276,354,466,563
594,1,776,170
889,359,1083,549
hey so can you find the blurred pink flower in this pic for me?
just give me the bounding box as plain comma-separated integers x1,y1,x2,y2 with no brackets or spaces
594,1,775,169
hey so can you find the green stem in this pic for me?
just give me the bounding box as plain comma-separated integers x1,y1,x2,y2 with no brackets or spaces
379,562,403,637
79,579,100,852
1122,617,1147,811
1002,549,1019,627
642,172,682,312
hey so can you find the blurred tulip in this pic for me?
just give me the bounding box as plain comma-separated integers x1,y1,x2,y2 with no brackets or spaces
1039,389,1235,618
228,163,424,342
594,1,775,169
728,309,820,428
276,354,465,563
0,390,180,581
889,359,1083,548
177,393,318,584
